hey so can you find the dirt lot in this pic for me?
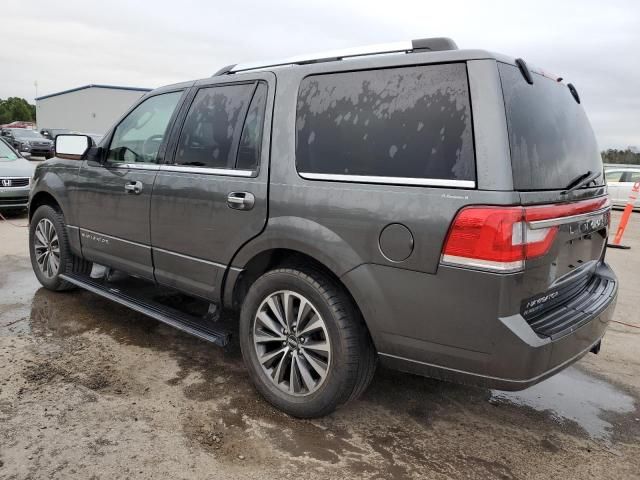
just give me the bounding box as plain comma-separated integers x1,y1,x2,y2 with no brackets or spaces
1,210,639,480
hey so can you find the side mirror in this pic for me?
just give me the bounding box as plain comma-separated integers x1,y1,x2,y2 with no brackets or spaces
54,134,92,160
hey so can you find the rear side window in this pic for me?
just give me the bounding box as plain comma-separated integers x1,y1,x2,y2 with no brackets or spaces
499,63,603,191
296,63,475,184
605,170,623,182
625,171,640,183
175,83,255,169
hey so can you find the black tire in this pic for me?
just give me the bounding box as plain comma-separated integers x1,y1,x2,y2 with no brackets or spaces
29,205,91,291
239,266,376,418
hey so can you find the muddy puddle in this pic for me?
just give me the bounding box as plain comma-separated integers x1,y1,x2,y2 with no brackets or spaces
491,368,637,441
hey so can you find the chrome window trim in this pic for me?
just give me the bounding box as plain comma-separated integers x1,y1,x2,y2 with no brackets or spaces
298,172,475,189
106,162,159,171
527,206,611,230
159,165,254,177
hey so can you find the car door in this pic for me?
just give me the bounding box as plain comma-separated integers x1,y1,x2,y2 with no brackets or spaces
150,73,274,300
73,89,186,280
621,170,640,207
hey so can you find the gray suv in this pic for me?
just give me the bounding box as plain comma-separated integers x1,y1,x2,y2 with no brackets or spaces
28,38,618,417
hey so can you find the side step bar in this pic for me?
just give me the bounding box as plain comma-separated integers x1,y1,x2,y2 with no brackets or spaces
60,273,230,347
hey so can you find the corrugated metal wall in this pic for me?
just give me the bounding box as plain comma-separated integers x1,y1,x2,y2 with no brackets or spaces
36,87,147,134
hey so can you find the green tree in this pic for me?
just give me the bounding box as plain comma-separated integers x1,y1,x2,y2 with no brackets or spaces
601,149,640,165
0,97,36,124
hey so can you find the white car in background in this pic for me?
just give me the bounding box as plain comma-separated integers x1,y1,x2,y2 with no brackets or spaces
605,165,640,208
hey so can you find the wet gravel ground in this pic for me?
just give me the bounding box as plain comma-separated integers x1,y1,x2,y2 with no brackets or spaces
1,210,639,479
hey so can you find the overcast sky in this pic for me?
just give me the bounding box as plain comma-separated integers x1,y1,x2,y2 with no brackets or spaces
1,0,638,149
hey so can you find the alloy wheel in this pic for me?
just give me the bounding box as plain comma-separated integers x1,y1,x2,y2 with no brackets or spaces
252,290,331,396
33,218,60,279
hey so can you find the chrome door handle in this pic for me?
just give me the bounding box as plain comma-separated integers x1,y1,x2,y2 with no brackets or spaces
124,181,143,194
227,191,255,210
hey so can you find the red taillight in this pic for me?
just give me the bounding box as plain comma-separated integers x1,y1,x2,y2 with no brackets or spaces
441,198,609,272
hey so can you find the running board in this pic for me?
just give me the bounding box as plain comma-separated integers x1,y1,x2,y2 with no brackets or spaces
60,272,230,347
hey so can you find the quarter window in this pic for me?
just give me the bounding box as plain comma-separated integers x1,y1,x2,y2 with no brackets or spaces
296,63,475,183
236,83,268,171
107,91,182,164
174,83,262,170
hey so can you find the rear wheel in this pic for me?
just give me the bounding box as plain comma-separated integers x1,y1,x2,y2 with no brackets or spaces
239,266,376,418
29,205,91,291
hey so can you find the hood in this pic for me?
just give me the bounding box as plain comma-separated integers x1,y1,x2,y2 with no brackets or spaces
0,156,36,177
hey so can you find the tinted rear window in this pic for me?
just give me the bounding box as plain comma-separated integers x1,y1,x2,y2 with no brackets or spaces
498,63,603,191
296,63,475,183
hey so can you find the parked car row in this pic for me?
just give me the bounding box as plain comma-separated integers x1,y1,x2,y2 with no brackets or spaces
0,127,103,161
0,137,35,211
0,128,54,159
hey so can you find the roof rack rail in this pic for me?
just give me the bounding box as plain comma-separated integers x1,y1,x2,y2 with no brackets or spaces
213,37,457,76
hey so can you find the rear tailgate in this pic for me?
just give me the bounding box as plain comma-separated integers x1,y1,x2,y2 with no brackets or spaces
518,190,612,329
498,62,613,335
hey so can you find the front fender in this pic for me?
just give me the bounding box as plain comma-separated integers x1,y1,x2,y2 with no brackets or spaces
29,160,81,224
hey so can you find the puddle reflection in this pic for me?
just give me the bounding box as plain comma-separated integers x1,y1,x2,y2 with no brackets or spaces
492,367,636,440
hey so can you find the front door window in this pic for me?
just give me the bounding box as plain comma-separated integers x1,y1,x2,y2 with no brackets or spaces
107,91,182,164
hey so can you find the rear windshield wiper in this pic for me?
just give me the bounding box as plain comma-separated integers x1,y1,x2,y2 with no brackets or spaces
562,170,601,194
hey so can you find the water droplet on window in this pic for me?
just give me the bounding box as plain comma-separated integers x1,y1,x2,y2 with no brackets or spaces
389,145,398,158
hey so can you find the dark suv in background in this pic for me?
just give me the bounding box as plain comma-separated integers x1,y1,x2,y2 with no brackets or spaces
40,128,73,142
28,38,617,417
1,128,54,159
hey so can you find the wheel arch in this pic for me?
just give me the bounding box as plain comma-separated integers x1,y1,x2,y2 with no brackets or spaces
225,247,349,307
224,216,365,306
223,247,377,348
29,190,64,221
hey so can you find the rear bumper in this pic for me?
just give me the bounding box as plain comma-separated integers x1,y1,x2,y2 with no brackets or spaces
342,262,617,391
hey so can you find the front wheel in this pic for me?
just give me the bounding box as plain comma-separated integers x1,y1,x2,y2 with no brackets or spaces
29,205,90,291
239,266,376,418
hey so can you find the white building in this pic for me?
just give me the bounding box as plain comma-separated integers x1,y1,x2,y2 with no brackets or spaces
35,84,151,134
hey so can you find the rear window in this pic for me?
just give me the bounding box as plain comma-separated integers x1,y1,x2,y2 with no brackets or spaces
498,63,603,191
296,63,475,184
